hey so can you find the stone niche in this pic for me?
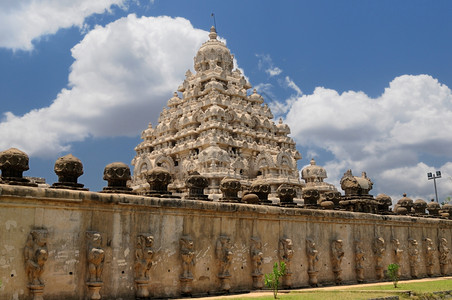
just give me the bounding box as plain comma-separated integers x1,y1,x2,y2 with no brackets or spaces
0,184,451,299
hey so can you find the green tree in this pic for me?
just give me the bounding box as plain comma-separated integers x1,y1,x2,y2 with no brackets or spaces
387,263,399,288
264,261,286,299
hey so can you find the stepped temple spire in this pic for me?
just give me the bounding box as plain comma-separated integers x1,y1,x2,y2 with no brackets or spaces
131,28,302,199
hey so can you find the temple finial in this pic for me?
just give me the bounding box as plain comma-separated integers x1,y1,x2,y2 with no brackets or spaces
209,26,217,40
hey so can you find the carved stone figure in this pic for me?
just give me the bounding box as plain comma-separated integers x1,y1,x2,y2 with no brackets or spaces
375,194,393,214
331,239,345,285
302,188,320,208
413,199,427,215
277,184,297,207
306,238,319,287
340,170,378,213
250,237,263,289
185,171,208,200
372,237,385,280
250,180,272,205
424,238,434,277
86,231,105,300
145,167,172,196
392,239,403,278
301,159,340,208
427,199,441,216
408,238,419,278
51,154,87,190
101,162,133,194
135,234,154,298
220,177,241,202
180,235,195,295
216,235,233,291
354,240,365,283
439,238,450,275
0,148,37,186
24,229,48,300
395,194,414,215
279,238,294,288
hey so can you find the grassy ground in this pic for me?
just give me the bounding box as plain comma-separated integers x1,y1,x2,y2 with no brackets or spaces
228,279,452,300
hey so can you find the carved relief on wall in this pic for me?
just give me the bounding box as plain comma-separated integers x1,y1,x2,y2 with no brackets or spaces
24,229,48,300
424,238,435,277
279,238,294,288
180,235,195,295
354,240,365,283
331,239,345,285
135,234,154,298
306,238,319,287
216,235,233,291
408,238,419,278
372,237,385,280
86,231,105,300
392,239,403,278
250,236,264,289
439,238,450,275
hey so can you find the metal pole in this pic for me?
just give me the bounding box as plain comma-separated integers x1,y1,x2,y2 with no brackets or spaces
433,177,439,203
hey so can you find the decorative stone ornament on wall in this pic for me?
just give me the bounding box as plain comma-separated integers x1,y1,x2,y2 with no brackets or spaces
373,237,385,280
180,235,195,295
279,237,294,288
277,184,297,207
424,238,435,277
439,238,450,275
250,236,264,289
250,180,272,205
24,229,48,300
51,154,87,190
220,177,241,203
392,238,403,278
86,231,105,300
185,171,209,200
408,238,419,278
354,240,365,283
216,235,233,291
0,147,37,186
331,239,345,285
145,167,172,197
101,162,133,194
134,234,154,298
306,238,319,287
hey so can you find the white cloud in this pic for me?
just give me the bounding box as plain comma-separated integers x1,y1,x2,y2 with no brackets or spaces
285,74,452,201
0,0,126,51
256,54,283,77
0,15,208,157
285,76,302,96
267,67,282,77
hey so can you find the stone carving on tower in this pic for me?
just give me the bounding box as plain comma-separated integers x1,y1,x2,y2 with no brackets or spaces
131,26,301,199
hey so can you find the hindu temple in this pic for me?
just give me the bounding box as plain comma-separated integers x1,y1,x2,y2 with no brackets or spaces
131,26,301,199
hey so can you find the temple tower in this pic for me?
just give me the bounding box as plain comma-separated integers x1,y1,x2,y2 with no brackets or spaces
131,27,301,199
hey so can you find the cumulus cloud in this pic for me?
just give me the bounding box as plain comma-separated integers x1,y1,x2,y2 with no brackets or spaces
285,74,452,201
0,15,208,156
256,54,283,77
0,0,126,50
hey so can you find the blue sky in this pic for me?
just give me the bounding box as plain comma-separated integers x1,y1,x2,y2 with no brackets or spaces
1,0,452,203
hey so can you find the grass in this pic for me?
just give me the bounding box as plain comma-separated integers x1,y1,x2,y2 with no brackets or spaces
228,279,452,300
343,279,452,293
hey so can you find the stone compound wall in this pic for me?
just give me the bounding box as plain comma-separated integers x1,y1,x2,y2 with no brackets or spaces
1,184,451,300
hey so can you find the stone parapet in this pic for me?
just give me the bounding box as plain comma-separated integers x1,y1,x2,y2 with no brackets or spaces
0,183,451,299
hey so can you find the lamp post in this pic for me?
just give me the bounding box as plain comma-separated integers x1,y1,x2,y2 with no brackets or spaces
427,171,441,203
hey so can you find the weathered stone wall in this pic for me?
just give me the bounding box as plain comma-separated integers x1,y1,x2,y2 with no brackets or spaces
1,184,451,300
